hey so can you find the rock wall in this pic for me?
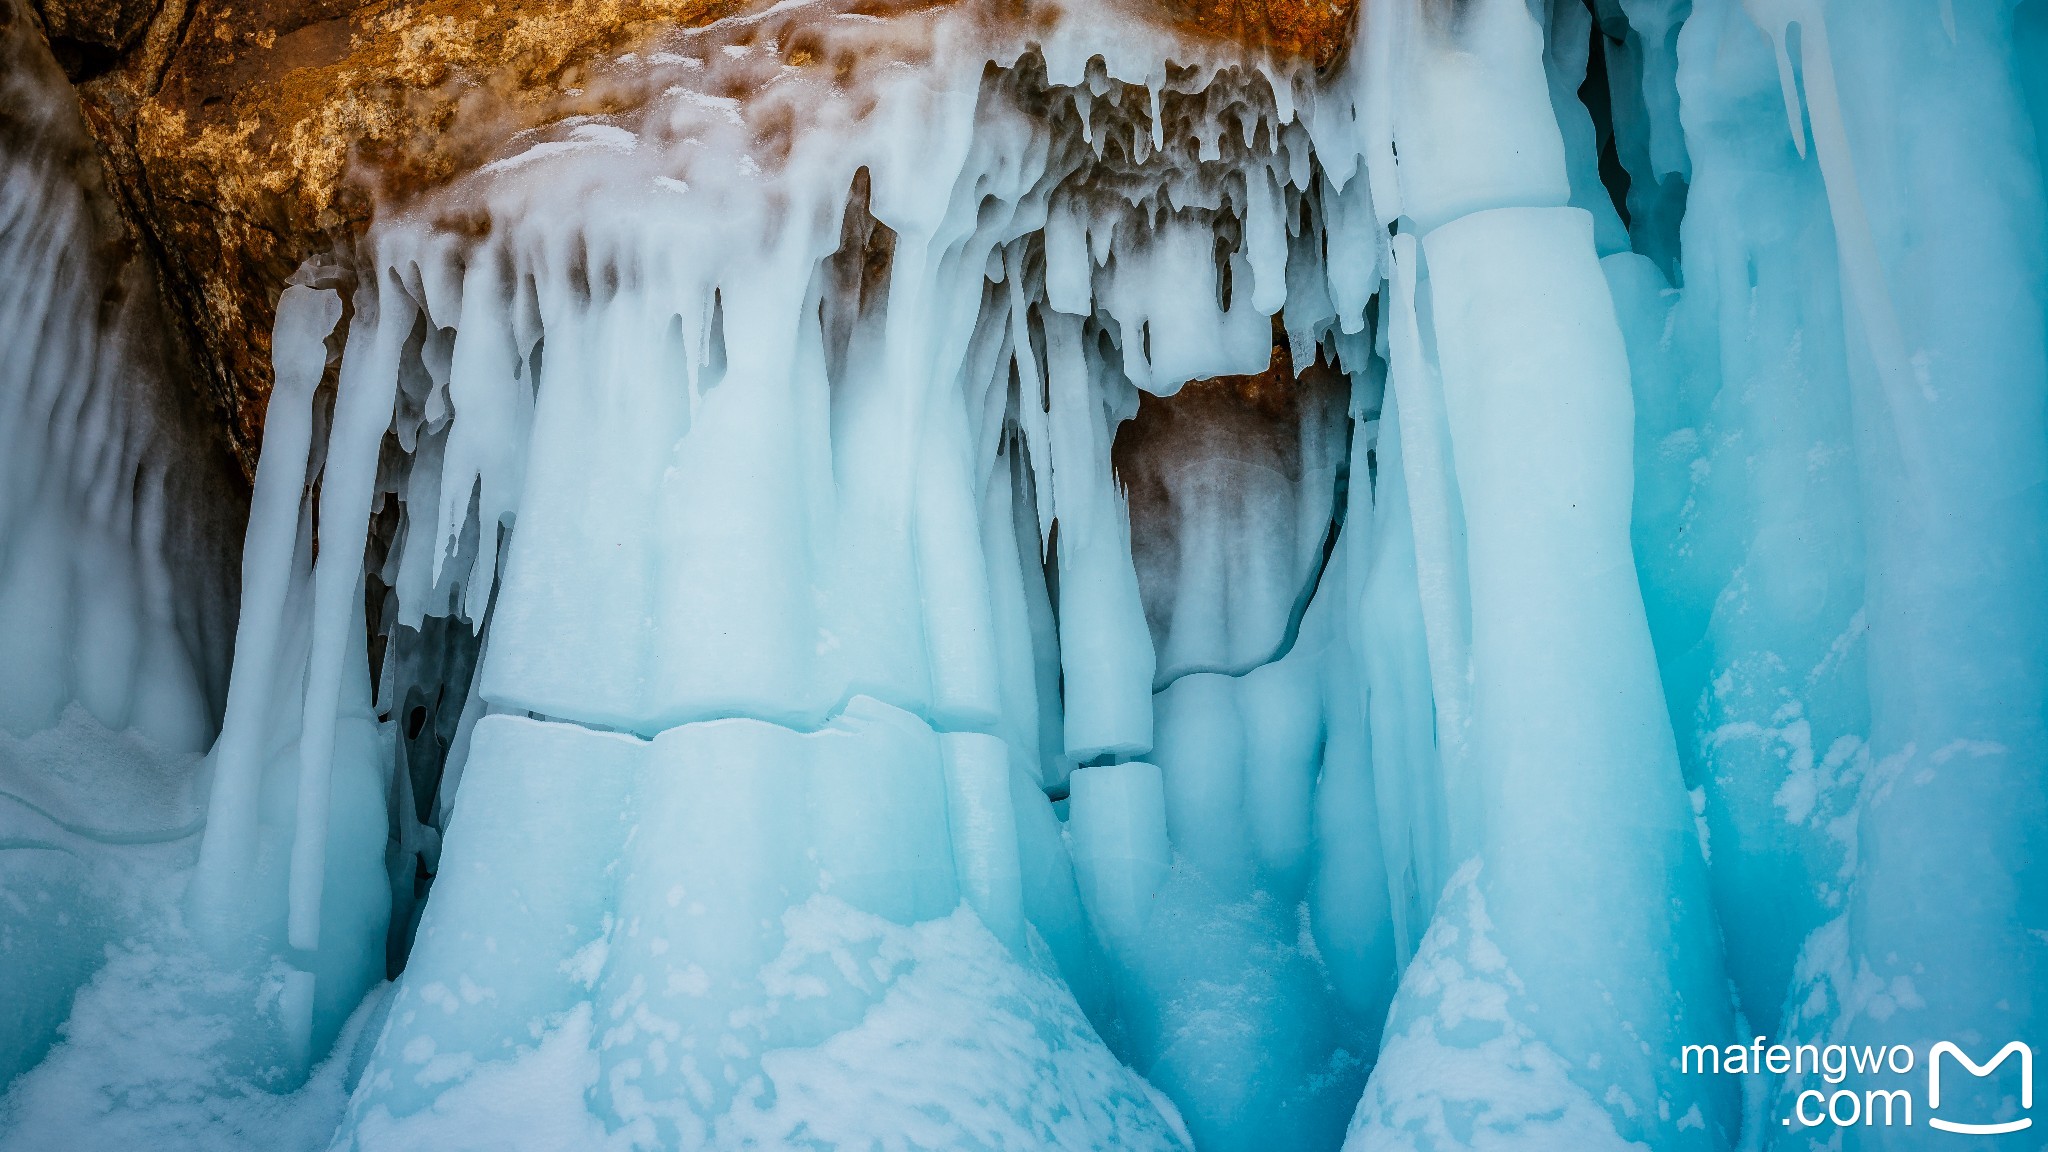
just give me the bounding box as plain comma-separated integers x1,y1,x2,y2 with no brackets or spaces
27,0,1353,477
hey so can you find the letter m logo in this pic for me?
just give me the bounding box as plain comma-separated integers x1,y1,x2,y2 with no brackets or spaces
1928,1041,2033,1135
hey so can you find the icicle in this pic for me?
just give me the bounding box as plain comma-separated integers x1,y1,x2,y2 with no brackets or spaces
1382,234,1473,809
1354,391,1446,962
1005,245,1057,549
434,249,529,623
1748,0,1811,158
1148,81,1164,155
1743,0,1933,495
189,283,341,939
287,275,413,952
1322,171,1382,334
1043,311,1155,757
1044,198,1093,315
1242,163,1289,314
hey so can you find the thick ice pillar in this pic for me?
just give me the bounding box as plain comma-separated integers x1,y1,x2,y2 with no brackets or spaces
1730,2,2048,1143
1347,0,1736,1145
339,703,1187,1149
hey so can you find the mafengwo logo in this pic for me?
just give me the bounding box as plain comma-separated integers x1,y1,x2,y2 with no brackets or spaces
1928,1042,2032,1135
1682,1038,2033,1133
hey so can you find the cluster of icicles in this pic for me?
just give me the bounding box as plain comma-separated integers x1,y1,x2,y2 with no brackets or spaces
149,0,2048,1148
186,0,1735,1147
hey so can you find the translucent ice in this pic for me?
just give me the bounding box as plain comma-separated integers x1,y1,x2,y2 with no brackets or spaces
0,18,239,1095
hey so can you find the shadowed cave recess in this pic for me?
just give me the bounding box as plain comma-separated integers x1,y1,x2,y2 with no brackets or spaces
2,0,2047,1148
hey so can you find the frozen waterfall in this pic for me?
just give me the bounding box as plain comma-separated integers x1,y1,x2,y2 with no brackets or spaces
2,0,2044,1148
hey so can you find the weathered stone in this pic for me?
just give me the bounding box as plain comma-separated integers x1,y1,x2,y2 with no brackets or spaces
45,0,1353,477
1152,0,1353,70
31,0,158,64
66,0,751,475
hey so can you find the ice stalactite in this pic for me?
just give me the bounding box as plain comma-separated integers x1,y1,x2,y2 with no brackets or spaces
123,0,1744,1145
173,4,1405,1145
182,0,1738,1141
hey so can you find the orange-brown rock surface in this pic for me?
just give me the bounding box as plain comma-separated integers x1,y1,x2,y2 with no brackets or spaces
41,0,753,473
28,0,1353,477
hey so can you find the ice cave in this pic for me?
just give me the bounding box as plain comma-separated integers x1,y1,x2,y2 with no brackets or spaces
1,0,2044,1145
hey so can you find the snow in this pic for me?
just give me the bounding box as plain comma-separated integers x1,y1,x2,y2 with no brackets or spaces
345,902,1189,1152
0,939,379,1152
0,709,206,1086
1344,862,1646,1152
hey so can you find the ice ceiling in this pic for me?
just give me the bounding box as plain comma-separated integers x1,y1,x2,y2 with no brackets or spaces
2,0,2045,1149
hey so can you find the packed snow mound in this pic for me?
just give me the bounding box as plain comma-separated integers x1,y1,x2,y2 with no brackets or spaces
1344,862,1647,1152
346,899,1191,1152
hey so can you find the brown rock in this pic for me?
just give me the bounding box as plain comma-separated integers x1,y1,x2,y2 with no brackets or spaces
32,0,158,61
47,0,1352,478
62,0,752,476
1147,0,1353,70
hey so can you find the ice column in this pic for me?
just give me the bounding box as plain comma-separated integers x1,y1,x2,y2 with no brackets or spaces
1614,0,1869,1043
186,270,415,1075
1721,1,2048,1141
1345,0,1737,1146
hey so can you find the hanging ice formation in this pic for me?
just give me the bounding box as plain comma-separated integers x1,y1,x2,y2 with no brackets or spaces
0,13,243,1096
3,0,2046,1146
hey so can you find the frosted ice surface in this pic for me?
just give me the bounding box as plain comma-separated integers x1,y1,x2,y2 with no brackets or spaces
1345,863,1645,1152
336,706,1188,1149
345,904,1190,1152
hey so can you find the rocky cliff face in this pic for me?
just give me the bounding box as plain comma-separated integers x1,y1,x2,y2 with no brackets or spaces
24,0,1352,477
